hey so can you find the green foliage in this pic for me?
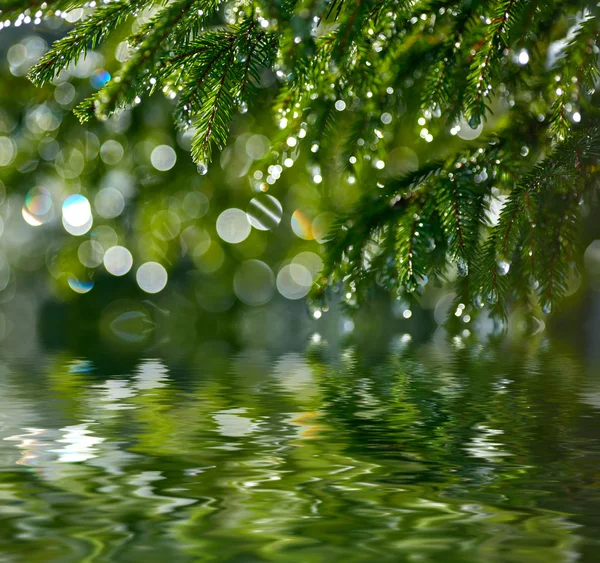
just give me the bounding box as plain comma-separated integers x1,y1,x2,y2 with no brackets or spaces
3,0,600,317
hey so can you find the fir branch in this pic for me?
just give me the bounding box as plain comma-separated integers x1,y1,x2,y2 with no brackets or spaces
464,0,527,124
28,0,142,86
74,0,219,123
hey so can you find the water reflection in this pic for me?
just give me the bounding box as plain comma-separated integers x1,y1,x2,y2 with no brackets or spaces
0,337,599,561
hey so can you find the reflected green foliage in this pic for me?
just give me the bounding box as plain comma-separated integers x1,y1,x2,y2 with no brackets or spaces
0,336,599,561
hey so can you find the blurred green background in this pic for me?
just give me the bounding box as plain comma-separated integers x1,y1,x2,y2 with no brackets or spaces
1,12,600,361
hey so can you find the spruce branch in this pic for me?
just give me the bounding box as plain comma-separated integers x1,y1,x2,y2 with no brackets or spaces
464,0,528,124
15,0,600,318
28,0,142,86
74,0,219,123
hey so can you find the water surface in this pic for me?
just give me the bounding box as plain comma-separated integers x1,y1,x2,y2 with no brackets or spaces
1,335,599,562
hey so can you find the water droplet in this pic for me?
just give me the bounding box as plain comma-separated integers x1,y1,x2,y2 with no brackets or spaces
497,260,510,276
457,257,468,276
197,162,208,175
486,289,498,305
468,115,481,129
239,101,248,114
473,295,485,309
542,302,552,315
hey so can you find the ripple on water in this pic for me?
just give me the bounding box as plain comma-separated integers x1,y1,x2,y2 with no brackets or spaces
0,341,598,561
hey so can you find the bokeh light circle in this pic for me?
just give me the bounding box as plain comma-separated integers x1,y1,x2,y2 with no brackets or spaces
276,263,313,300
136,262,168,293
291,209,314,240
103,245,133,276
68,276,94,294
63,214,93,236
311,212,336,243
100,140,124,165
62,194,92,228
78,240,105,268
95,187,125,218
292,251,323,278
24,187,53,226
0,252,11,292
247,194,283,231
245,135,271,159
233,260,275,306
183,191,209,218
216,208,251,244
151,145,177,171
584,240,600,291
151,210,181,241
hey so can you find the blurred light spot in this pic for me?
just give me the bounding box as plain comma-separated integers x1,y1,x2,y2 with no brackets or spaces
100,169,134,198
277,263,312,299
78,240,104,268
39,138,60,161
100,140,124,165
181,225,211,257
0,252,11,291
245,134,270,159
247,194,282,231
216,208,251,244
234,259,275,306
54,82,76,105
7,43,27,66
312,212,336,243
136,262,168,293
104,245,133,276
291,209,314,240
115,41,131,63
517,49,529,65
22,186,53,226
90,68,111,89
584,240,600,291
0,136,16,166
83,131,101,160
26,104,61,133
292,251,323,277
68,276,94,294
55,148,84,179
95,187,125,218
152,210,181,241
62,194,92,227
151,144,177,171
183,191,209,218
91,225,118,250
